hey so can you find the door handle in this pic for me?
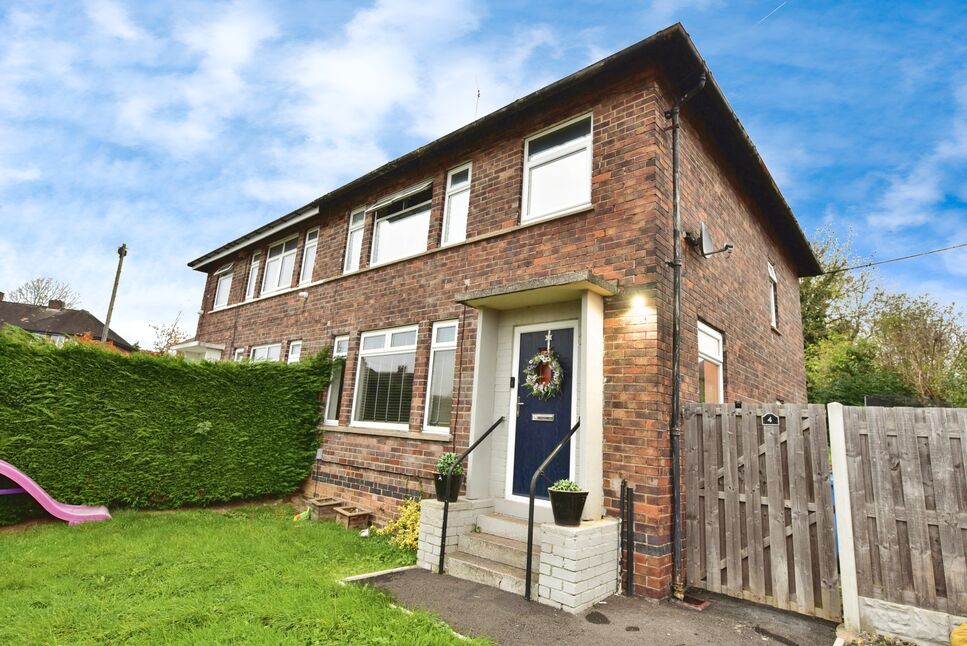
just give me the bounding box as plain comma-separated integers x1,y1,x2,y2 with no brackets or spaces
517,398,524,416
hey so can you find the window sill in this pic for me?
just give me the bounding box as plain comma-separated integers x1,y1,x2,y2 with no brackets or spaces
320,424,452,443
521,202,593,225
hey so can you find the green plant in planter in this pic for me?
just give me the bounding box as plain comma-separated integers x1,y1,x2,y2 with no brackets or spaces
435,452,463,475
549,479,583,492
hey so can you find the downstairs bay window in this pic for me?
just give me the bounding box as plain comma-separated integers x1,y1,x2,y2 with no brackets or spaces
250,343,282,362
324,336,349,425
424,320,458,433
351,325,418,430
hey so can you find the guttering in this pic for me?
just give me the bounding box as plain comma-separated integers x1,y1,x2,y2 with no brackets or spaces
665,71,706,601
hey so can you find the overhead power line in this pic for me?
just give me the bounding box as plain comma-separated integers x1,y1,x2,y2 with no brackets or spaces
821,241,967,276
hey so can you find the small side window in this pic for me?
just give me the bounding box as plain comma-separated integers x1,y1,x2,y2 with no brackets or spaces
698,322,724,404
442,164,471,246
767,262,779,329
213,263,233,309
344,209,365,273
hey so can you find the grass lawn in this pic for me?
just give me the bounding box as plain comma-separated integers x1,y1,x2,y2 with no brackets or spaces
0,504,482,645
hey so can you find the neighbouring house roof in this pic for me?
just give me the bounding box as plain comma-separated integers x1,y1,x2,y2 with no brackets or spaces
0,300,136,352
188,23,822,277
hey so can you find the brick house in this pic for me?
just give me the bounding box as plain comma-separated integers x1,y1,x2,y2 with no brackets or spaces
185,24,819,607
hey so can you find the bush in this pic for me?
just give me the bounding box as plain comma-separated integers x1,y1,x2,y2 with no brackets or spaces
0,326,331,525
376,498,420,551
548,479,583,492
434,452,463,475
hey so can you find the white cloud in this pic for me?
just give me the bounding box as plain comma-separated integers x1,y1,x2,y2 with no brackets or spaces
85,0,146,41
866,74,967,231
0,165,40,188
115,2,279,155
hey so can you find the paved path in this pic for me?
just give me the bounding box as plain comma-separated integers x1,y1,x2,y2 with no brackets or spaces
366,568,837,645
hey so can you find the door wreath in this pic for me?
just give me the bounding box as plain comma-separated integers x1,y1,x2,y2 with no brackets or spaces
523,349,564,400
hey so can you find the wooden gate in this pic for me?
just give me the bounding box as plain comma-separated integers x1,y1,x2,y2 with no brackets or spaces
683,403,841,621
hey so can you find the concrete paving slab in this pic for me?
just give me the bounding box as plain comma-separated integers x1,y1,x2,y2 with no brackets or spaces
364,568,837,645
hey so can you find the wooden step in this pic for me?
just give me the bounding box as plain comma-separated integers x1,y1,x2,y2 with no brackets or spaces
460,531,540,570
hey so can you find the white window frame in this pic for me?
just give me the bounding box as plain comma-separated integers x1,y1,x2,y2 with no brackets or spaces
423,320,459,433
767,262,779,329
697,321,725,404
287,340,303,364
244,252,260,300
521,113,593,224
441,163,471,246
324,335,349,425
233,348,246,361
298,229,318,286
261,235,299,295
343,209,365,274
213,263,233,309
250,343,282,362
350,324,419,431
369,184,433,267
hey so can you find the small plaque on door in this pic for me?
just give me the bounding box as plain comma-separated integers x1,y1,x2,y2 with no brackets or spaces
531,413,555,422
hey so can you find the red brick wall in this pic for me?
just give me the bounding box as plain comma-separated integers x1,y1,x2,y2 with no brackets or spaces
192,64,809,599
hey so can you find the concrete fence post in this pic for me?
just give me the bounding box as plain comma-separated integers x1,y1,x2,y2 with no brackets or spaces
828,402,860,632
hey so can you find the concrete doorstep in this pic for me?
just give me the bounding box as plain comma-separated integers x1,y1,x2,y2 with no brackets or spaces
359,567,839,646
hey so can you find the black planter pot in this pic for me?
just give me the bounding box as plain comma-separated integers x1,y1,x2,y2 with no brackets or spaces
549,489,588,526
434,472,463,502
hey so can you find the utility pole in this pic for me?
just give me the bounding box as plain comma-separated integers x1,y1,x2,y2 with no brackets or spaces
102,243,127,347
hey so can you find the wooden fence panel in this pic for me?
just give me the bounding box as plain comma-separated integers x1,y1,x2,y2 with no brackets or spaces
841,406,967,616
684,403,841,621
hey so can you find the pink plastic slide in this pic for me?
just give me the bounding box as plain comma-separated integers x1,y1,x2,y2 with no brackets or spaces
0,459,111,525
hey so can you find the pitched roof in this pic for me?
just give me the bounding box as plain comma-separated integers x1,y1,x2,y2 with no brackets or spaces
0,301,136,352
188,23,821,277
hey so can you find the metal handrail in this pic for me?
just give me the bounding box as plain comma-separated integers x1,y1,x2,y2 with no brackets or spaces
525,418,581,600
437,416,505,575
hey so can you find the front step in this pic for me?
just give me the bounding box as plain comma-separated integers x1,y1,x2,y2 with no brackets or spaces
460,531,539,570
445,551,538,595
476,513,540,543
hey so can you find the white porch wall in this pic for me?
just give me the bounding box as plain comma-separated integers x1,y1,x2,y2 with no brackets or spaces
488,301,583,499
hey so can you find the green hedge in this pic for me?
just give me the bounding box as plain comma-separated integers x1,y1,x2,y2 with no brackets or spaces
0,326,331,525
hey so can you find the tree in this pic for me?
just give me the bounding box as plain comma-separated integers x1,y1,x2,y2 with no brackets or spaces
9,277,79,308
872,294,967,403
805,333,910,405
799,226,881,348
149,313,189,354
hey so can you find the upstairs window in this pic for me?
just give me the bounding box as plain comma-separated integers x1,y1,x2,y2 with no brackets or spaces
442,164,471,246
424,320,458,433
344,209,365,273
250,343,282,362
213,263,233,309
370,184,432,266
287,340,303,364
244,253,260,300
523,114,592,223
233,348,246,361
767,262,779,329
262,237,298,294
698,322,724,404
352,325,418,430
299,229,318,285
324,336,349,425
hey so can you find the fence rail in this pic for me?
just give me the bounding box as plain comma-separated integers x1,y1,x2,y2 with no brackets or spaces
684,403,841,621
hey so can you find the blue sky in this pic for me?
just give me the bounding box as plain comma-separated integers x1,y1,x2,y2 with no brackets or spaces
0,1,965,347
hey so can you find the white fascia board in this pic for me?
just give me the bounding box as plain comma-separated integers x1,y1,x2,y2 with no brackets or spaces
189,206,320,270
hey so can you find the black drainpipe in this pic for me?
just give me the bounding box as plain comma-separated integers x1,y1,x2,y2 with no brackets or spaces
665,72,706,600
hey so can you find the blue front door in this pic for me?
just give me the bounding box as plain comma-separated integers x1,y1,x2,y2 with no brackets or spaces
511,326,574,499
